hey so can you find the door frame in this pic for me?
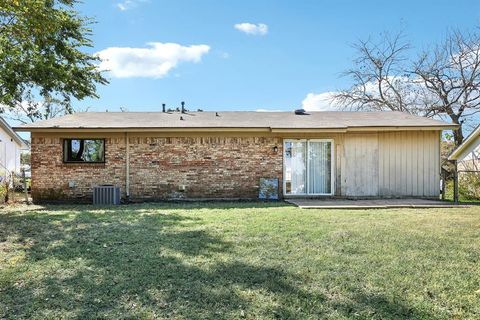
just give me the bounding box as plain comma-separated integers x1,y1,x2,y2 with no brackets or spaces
283,139,335,196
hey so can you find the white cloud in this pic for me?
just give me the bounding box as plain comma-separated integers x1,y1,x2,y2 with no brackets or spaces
116,1,132,11
301,92,339,111
234,23,268,36
96,42,210,78
116,0,148,11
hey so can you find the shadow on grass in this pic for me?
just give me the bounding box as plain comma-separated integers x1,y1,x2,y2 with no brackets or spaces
0,205,433,319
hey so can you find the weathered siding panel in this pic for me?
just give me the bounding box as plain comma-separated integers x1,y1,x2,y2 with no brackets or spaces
344,133,379,196
334,136,344,196
378,130,440,197
343,130,440,198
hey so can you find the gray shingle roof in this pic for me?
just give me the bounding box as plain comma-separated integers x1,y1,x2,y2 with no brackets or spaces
14,111,457,131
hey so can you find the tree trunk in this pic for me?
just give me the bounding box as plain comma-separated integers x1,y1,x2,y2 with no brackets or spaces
75,140,85,161
452,121,464,147
448,115,464,147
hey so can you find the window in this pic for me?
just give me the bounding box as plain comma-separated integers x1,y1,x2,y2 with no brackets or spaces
284,139,333,195
63,139,105,163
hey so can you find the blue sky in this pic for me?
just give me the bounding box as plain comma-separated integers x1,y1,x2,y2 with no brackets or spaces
77,0,480,112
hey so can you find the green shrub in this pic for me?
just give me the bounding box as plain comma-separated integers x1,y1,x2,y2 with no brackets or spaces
459,172,480,200
0,183,8,203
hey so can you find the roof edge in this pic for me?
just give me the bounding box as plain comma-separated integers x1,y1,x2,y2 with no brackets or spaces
0,118,28,148
448,125,480,161
15,124,458,133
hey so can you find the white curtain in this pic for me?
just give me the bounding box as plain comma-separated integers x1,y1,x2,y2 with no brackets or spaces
285,141,306,194
308,141,331,194
284,140,332,195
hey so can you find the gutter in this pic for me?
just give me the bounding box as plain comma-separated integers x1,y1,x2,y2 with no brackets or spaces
13,127,272,133
14,125,459,133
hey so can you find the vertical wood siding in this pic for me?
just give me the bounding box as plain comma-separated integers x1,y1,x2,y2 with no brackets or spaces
341,131,440,197
343,133,379,196
377,131,440,197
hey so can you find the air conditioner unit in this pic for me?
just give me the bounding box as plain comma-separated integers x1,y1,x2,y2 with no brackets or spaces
93,185,121,205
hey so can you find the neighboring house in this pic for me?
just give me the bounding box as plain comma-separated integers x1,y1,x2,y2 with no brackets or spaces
448,125,480,202
15,111,456,202
457,154,479,172
0,117,28,184
448,125,480,171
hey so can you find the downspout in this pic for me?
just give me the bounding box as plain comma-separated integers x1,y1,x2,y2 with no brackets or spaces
125,132,130,201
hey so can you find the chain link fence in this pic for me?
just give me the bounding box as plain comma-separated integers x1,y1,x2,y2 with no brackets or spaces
0,167,30,205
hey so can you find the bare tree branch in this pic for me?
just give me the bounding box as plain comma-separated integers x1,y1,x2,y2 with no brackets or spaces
413,29,480,145
336,29,480,146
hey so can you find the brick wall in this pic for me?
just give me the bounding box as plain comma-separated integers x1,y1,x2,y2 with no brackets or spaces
31,135,127,202
31,134,283,202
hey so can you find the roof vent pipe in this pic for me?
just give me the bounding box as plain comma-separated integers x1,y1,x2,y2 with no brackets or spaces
181,101,185,113
162,103,166,113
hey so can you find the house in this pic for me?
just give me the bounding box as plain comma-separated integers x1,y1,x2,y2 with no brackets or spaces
448,125,480,170
0,117,28,184
448,125,480,202
15,110,457,202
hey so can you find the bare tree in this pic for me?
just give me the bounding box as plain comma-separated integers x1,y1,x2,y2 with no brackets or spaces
413,30,480,146
334,32,435,116
335,29,480,146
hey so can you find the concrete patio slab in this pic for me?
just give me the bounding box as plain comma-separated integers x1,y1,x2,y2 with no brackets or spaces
285,198,468,209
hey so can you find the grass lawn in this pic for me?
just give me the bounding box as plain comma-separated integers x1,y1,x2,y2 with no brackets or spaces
0,202,479,319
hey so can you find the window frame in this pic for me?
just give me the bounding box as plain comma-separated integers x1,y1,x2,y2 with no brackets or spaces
283,139,335,196
62,138,106,164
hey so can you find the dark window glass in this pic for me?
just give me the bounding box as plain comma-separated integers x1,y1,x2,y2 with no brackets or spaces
63,139,105,163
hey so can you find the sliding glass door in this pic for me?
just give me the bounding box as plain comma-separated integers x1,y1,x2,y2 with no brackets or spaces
284,139,333,195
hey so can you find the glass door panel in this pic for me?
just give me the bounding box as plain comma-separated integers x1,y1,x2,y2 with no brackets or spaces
284,141,307,195
308,141,332,194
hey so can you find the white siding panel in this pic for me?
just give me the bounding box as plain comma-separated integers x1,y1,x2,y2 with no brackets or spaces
418,132,425,196
344,133,379,196
411,131,418,196
377,130,440,197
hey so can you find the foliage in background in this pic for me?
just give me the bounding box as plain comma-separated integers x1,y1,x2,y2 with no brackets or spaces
459,172,480,200
0,183,7,203
0,0,108,123
20,151,30,166
441,139,456,177
445,179,480,202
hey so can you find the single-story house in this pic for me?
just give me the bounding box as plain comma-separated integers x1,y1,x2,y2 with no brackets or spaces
0,117,29,184
15,110,457,202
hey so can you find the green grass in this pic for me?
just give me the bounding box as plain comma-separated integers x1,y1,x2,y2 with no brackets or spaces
0,202,479,319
